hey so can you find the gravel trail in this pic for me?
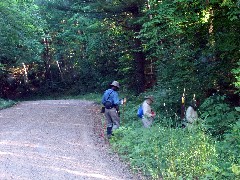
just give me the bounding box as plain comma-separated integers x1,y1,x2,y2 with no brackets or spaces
0,100,142,180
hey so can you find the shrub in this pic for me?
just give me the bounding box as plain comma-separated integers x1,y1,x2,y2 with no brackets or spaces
200,95,239,139
215,120,240,179
0,98,16,109
111,124,218,179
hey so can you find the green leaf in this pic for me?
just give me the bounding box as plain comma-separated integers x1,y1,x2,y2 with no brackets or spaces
235,107,240,112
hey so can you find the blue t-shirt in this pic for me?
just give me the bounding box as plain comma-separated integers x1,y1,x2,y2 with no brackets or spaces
101,89,120,106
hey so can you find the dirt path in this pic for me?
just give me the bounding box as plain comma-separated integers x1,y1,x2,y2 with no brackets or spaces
0,100,141,180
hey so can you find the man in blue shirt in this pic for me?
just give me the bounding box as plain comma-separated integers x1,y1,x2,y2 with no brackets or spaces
101,81,121,139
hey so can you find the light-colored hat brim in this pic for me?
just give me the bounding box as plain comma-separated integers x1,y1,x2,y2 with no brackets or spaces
144,96,154,102
110,81,120,88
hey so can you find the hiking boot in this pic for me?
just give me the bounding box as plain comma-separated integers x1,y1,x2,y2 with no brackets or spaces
107,134,112,139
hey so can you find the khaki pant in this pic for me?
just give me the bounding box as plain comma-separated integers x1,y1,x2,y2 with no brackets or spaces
142,116,154,128
104,108,120,128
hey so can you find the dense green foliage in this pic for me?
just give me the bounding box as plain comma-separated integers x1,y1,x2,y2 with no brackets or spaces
0,0,239,179
200,95,240,138
1,0,239,98
112,125,218,179
111,122,240,179
0,0,45,65
111,98,239,179
0,98,16,109
140,0,239,117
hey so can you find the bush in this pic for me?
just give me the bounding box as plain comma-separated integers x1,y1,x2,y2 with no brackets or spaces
215,120,240,179
110,93,239,179
0,98,16,109
200,95,239,139
111,124,218,179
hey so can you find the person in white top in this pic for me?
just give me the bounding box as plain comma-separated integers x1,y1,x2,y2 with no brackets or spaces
186,99,200,124
141,95,156,128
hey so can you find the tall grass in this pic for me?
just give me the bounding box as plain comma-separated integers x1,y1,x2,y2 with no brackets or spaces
111,125,218,179
109,98,240,179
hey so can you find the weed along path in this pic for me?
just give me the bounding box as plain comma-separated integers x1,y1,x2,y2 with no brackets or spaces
0,100,140,180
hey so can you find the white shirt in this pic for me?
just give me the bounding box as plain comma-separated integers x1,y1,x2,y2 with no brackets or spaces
186,106,198,123
142,99,153,118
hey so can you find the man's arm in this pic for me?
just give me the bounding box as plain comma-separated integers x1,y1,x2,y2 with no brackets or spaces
101,91,107,105
113,92,120,106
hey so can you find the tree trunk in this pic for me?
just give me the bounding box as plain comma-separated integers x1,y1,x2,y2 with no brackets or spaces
133,36,145,94
131,6,145,94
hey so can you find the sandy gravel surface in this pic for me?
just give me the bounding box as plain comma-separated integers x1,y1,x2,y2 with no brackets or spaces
0,100,142,180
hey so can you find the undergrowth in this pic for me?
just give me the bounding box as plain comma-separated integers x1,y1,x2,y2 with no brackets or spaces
111,125,218,179
0,98,16,109
109,97,240,180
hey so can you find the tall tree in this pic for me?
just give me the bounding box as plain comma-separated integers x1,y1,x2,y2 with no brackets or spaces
139,0,240,118
93,0,147,93
0,0,46,97
35,0,148,94
0,0,45,66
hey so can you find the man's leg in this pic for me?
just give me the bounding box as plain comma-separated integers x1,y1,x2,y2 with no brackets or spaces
109,109,120,129
104,109,113,138
141,117,151,128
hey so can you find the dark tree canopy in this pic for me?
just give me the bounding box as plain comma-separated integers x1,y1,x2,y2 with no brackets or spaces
0,0,239,102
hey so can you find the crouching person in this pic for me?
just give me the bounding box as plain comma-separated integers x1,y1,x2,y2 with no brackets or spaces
141,95,156,128
101,81,121,139
185,99,200,126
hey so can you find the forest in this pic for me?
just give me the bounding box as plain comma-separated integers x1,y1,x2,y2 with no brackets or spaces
0,0,239,179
